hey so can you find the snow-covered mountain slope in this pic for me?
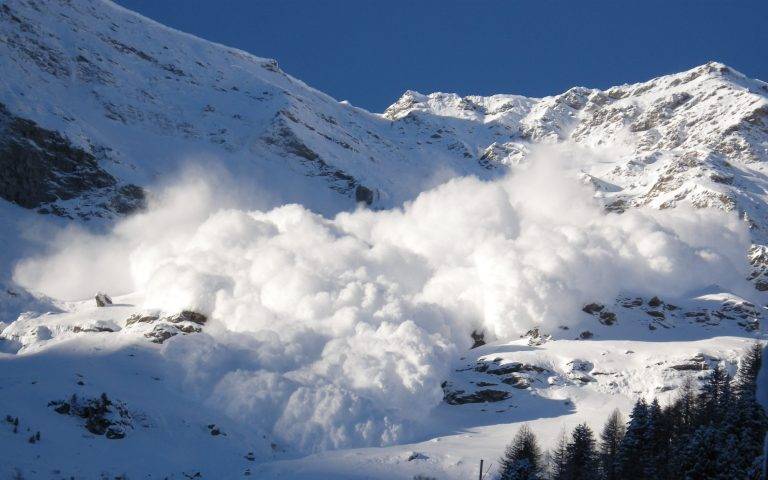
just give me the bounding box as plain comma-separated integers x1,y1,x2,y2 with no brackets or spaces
384,64,768,238
0,0,511,220
2,0,767,226
0,290,760,479
1,0,768,478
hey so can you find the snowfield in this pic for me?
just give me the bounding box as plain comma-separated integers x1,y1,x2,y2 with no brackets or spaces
0,0,767,478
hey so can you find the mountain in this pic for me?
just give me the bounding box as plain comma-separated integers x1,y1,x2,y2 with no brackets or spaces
0,0,766,479
1,0,767,223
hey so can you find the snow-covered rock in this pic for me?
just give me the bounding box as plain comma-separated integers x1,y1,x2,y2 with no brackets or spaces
0,0,767,478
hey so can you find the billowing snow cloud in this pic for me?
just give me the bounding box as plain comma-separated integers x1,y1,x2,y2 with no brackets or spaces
13,147,752,452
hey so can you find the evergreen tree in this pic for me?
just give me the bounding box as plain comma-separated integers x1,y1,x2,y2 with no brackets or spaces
677,425,729,480
499,424,543,480
599,409,625,480
617,398,650,480
724,344,768,479
696,364,730,426
562,423,599,480
665,378,699,480
644,398,671,479
547,429,569,480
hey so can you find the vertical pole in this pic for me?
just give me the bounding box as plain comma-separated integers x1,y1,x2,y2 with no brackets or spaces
479,459,484,480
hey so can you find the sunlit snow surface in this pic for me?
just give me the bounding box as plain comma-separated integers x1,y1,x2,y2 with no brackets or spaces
1,0,768,477
1,168,766,478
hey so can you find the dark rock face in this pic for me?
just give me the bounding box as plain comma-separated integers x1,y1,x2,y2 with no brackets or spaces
668,354,713,371
0,102,144,217
583,303,617,325
354,185,374,205
72,325,114,333
443,388,511,405
125,313,160,326
144,325,178,344
95,292,112,307
48,393,131,440
128,310,206,344
478,361,546,376
582,303,604,315
165,310,207,325
470,330,485,349
648,296,663,307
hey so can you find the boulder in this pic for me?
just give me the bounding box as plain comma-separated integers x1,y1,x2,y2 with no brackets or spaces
165,310,207,325
582,303,604,315
470,329,485,349
125,313,160,326
95,292,112,307
444,388,511,405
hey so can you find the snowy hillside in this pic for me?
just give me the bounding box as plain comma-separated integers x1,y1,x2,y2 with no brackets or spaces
0,0,767,478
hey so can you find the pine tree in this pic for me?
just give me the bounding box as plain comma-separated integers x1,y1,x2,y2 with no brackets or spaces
724,344,768,479
665,377,700,480
678,425,729,480
617,399,649,480
562,423,599,480
644,398,671,479
671,377,698,436
599,409,625,480
499,424,543,480
548,429,569,480
696,364,730,426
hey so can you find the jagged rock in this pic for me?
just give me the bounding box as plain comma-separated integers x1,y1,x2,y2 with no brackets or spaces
475,381,497,387
523,327,550,346
95,292,112,307
0,103,144,218
125,313,160,326
444,388,511,405
354,185,374,205
583,304,616,325
407,452,429,461
648,296,663,307
598,311,617,325
482,361,546,376
207,424,225,436
578,331,594,340
582,303,604,314
105,425,126,439
176,324,202,334
144,324,178,344
470,329,485,349
165,310,207,325
566,361,595,383
501,375,531,389
668,354,713,371
48,393,131,439
72,325,114,333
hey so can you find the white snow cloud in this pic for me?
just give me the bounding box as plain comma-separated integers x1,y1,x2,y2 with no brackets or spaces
12,146,752,452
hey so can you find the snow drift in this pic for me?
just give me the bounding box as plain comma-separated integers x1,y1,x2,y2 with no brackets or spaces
12,147,753,452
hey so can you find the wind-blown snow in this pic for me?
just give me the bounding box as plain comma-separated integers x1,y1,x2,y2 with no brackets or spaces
12,147,753,452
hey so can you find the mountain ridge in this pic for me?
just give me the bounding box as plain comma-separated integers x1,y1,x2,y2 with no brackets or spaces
1,0,767,232
0,1,767,478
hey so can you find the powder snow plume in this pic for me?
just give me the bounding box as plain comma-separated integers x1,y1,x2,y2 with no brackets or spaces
12,146,752,452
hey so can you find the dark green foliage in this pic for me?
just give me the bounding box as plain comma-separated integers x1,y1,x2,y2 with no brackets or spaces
562,423,599,480
499,424,543,480
521,345,767,480
599,409,625,480
547,430,569,480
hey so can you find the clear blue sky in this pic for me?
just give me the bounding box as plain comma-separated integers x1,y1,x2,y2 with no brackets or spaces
116,0,768,113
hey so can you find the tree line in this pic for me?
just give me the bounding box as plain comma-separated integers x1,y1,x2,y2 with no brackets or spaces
497,344,767,480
